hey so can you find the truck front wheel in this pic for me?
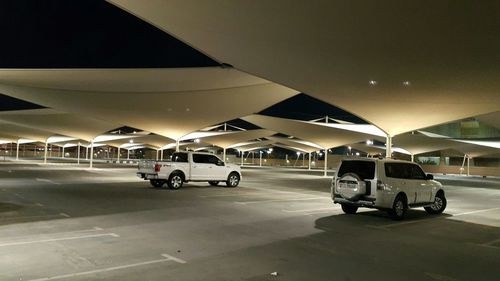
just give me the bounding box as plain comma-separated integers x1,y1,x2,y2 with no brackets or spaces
167,172,184,190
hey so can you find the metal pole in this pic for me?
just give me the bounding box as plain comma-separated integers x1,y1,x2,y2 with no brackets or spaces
89,141,94,168
85,146,88,160
460,154,467,175
176,140,180,152
16,140,19,160
411,154,414,162
77,142,80,164
241,151,244,166
127,149,130,160
308,153,311,170
259,151,262,167
160,149,163,161
62,146,65,158
324,150,328,177
117,147,120,162
44,141,48,164
467,155,470,176
223,148,226,162
385,135,392,159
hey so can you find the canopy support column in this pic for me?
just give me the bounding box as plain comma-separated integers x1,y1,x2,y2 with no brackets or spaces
127,149,130,160
176,140,180,152
324,150,328,177
411,154,414,162
385,135,392,159
44,141,48,164
117,147,120,162
77,142,81,164
160,149,163,160
156,150,159,161
241,151,244,166
62,146,65,158
259,151,262,167
467,156,470,176
85,146,88,160
223,148,226,163
308,153,311,170
16,140,20,161
89,141,94,168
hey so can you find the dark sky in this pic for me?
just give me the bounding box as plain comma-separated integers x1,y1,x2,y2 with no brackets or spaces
0,0,360,124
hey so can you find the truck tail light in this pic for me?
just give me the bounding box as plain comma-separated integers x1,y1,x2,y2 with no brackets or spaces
154,164,161,172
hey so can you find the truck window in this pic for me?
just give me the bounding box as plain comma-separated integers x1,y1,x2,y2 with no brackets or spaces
172,153,188,163
338,160,375,180
193,154,220,164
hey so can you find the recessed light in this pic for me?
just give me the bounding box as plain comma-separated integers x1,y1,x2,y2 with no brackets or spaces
369,80,377,86
403,81,411,86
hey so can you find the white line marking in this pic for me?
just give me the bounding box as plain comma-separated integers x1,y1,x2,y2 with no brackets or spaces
161,253,187,264
35,178,60,185
282,207,335,213
235,197,329,204
59,213,71,218
0,214,67,222
200,192,272,198
452,207,500,216
0,233,119,247
27,254,184,281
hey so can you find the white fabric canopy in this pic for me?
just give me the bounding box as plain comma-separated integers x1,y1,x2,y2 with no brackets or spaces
111,0,500,136
0,68,297,141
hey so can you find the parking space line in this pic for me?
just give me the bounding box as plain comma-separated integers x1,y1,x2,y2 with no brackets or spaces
452,207,500,216
200,192,274,198
35,178,60,185
59,213,71,218
235,197,329,204
282,207,335,213
27,253,185,281
0,213,69,222
0,233,119,247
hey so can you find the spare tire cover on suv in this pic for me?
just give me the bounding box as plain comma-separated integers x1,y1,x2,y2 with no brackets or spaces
338,173,366,201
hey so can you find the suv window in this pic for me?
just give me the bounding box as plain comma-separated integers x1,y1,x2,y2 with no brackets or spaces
338,160,375,180
410,164,426,180
384,163,412,179
193,154,220,165
172,152,188,163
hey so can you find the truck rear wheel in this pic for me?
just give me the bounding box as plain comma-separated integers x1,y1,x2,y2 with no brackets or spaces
149,180,164,188
167,172,184,190
226,172,240,188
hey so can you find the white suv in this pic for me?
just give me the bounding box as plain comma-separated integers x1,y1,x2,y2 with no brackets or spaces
331,158,446,220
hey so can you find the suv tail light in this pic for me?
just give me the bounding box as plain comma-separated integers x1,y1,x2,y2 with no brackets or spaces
154,164,161,172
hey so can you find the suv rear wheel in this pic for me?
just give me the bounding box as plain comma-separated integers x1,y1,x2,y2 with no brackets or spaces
388,194,407,220
425,191,447,214
341,204,358,214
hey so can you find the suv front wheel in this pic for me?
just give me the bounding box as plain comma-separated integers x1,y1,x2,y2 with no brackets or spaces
424,191,447,214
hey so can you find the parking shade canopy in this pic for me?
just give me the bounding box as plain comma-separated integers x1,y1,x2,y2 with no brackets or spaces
0,68,298,141
0,108,121,142
242,114,384,150
195,129,274,149
111,0,500,136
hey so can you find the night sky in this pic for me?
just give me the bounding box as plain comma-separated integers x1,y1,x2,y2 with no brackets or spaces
0,0,360,124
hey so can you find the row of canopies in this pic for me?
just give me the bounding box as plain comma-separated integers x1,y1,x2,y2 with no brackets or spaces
1,1,499,168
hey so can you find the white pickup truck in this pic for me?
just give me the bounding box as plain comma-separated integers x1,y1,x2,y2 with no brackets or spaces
137,151,242,189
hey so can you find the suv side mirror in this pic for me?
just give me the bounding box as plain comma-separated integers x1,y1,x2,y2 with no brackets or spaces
217,160,225,166
426,174,434,180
